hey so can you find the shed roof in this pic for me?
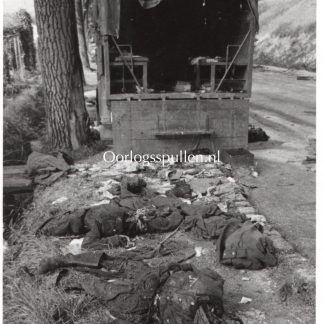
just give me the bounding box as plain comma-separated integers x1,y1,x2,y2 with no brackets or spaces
100,0,259,37
137,0,258,25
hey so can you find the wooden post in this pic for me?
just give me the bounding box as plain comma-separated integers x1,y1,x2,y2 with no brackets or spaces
96,42,103,125
143,62,148,92
195,65,200,90
97,0,112,124
246,13,256,96
94,0,102,124
210,63,216,92
103,35,110,100
101,35,111,124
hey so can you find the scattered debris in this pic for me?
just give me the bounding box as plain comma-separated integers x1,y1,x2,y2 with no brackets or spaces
304,156,316,163
246,214,267,224
146,179,174,194
8,153,303,323
189,178,218,195
239,297,253,304
51,197,68,205
238,308,266,323
304,137,316,163
158,169,183,181
114,160,141,173
236,206,257,215
276,182,294,187
65,238,84,255
248,124,270,143
195,246,203,257
234,201,251,207
297,75,315,81
95,179,120,200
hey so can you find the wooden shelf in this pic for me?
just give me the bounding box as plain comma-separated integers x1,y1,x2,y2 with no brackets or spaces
155,130,215,138
107,92,248,101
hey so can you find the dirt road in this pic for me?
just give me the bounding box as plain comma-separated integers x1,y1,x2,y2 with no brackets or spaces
248,69,316,263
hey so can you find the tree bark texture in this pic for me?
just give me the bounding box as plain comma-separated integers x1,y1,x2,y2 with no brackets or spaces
75,0,91,70
34,0,89,150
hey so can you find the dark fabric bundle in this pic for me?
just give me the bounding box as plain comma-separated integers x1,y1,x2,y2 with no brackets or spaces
158,266,224,324
166,180,192,198
181,204,241,240
26,151,72,185
38,189,186,244
40,202,131,247
217,220,277,270
248,125,269,143
82,203,129,246
38,242,193,275
50,254,161,323
39,250,225,324
120,176,147,198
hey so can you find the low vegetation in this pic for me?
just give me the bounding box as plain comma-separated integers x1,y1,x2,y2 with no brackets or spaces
255,0,316,71
3,86,46,163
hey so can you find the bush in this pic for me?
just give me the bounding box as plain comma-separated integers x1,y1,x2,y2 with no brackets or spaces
3,86,46,163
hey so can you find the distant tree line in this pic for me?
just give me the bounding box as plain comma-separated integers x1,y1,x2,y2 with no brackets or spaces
3,9,37,81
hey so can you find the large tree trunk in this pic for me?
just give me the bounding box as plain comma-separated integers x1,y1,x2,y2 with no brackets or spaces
34,0,89,150
75,0,91,70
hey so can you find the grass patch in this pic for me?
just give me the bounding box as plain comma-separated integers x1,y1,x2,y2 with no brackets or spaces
3,221,110,324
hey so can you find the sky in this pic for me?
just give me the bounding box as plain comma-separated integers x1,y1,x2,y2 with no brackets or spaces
3,0,34,14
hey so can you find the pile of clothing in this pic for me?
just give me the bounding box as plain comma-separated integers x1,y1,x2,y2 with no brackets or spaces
38,245,225,324
26,151,73,186
33,159,280,323
38,175,277,270
217,220,277,270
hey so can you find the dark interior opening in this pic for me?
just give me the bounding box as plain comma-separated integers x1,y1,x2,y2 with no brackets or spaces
110,0,251,93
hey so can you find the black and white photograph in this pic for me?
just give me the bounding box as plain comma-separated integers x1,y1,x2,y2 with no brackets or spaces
1,0,319,323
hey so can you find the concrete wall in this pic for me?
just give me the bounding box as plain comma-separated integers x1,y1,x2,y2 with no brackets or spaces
111,98,249,155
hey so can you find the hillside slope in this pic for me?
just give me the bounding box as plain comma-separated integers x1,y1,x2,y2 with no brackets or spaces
255,0,316,71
